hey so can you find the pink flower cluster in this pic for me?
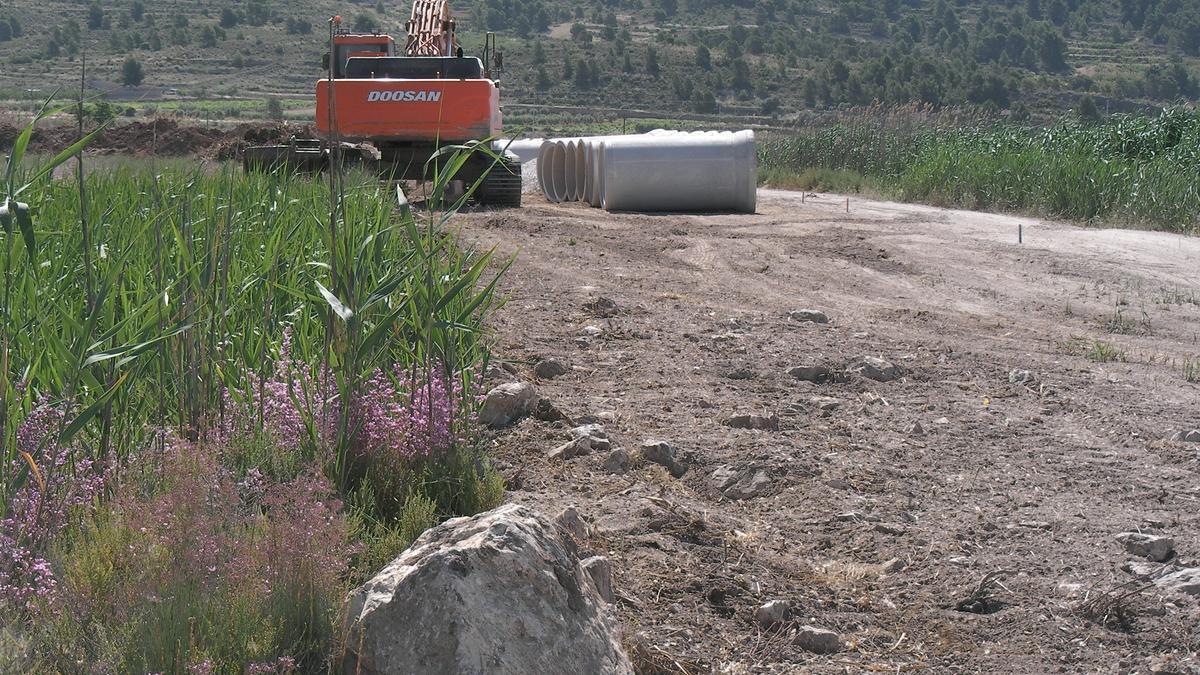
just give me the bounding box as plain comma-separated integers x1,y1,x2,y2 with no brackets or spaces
218,330,468,465
352,365,462,461
0,400,105,614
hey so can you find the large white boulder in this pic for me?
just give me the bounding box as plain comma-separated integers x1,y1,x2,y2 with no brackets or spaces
341,504,633,675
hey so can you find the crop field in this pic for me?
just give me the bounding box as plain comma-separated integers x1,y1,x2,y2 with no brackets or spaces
0,114,510,670
758,107,1200,233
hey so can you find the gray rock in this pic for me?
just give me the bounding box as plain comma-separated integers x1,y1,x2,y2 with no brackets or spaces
1116,532,1175,562
724,414,780,431
534,359,569,380
793,625,841,654
479,382,538,428
874,523,907,536
754,600,791,627
810,396,841,412
789,310,829,324
847,356,903,382
1170,429,1200,443
580,556,615,604
1123,560,1163,577
881,558,907,574
555,506,590,548
1009,369,1036,385
712,466,773,500
1155,567,1200,597
601,448,631,474
907,421,925,436
640,440,687,478
549,438,593,462
570,424,612,452
342,504,633,675
789,365,833,384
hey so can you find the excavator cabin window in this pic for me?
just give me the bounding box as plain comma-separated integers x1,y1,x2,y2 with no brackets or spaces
344,56,484,80
332,43,391,78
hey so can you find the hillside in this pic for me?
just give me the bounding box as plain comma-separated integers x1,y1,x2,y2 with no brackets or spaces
0,0,1197,130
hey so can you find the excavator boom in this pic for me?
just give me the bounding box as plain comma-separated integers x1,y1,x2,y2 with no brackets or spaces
406,0,456,57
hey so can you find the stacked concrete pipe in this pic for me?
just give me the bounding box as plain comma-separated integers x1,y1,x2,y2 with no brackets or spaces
533,130,756,213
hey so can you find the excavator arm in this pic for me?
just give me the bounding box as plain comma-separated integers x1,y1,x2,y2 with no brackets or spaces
405,0,457,57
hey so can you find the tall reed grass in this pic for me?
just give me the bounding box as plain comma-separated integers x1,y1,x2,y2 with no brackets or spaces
759,106,1200,233
1,108,512,672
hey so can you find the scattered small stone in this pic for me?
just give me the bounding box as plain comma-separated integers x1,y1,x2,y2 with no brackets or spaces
789,365,833,384
907,421,925,436
601,448,631,474
754,600,791,627
585,297,620,318
724,414,780,431
789,309,829,324
549,438,593,462
725,367,756,380
1018,520,1052,530
1009,369,1036,385
640,440,687,478
534,358,568,380
1123,560,1162,577
874,523,907,536
1116,532,1175,562
579,325,604,338
554,506,589,547
532,397,571,423
570,424,612,452
793,625,841,654
711,466,773,500
479,382,538,428
934,417,950,425
860,392,885,406
1154,567,1200,597
580,556,615,604
835,511,880,523
846,356,903,382
810,396,841,412
826,479,852,491
881,558,907,574
484,364,514,381
1170,429,1200,443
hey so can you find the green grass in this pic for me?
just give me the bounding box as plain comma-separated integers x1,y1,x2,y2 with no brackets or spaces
0,108,511,671
758,107,1200,233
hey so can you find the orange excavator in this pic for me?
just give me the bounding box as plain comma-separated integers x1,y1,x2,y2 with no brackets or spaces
244,0,520,206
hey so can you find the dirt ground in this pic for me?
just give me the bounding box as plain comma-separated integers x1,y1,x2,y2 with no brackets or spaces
454,189,1200,674
0,119,312,159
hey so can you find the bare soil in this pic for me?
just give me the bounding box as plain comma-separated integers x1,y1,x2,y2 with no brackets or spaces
455,190,1200,673
0,119,314,159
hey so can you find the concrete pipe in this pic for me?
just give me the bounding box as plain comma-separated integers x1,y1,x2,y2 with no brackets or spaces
496,138,544,164
599,130,756,213
536,142,553,196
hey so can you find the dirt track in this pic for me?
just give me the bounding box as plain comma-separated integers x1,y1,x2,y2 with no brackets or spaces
457,189,1200,673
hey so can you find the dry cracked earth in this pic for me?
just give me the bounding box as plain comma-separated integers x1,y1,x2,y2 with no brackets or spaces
454,189,1200,674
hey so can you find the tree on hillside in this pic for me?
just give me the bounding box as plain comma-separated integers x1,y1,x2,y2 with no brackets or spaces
87,2,104,30
131,1,145,22
122,57,144,87
266,97,284,121
645,47,660,77
695,45,711,70
1077,94,1101,122
0,19,10,42
220,8,239,29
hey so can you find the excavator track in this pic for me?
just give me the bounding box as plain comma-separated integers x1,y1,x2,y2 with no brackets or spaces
475,154,522,207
